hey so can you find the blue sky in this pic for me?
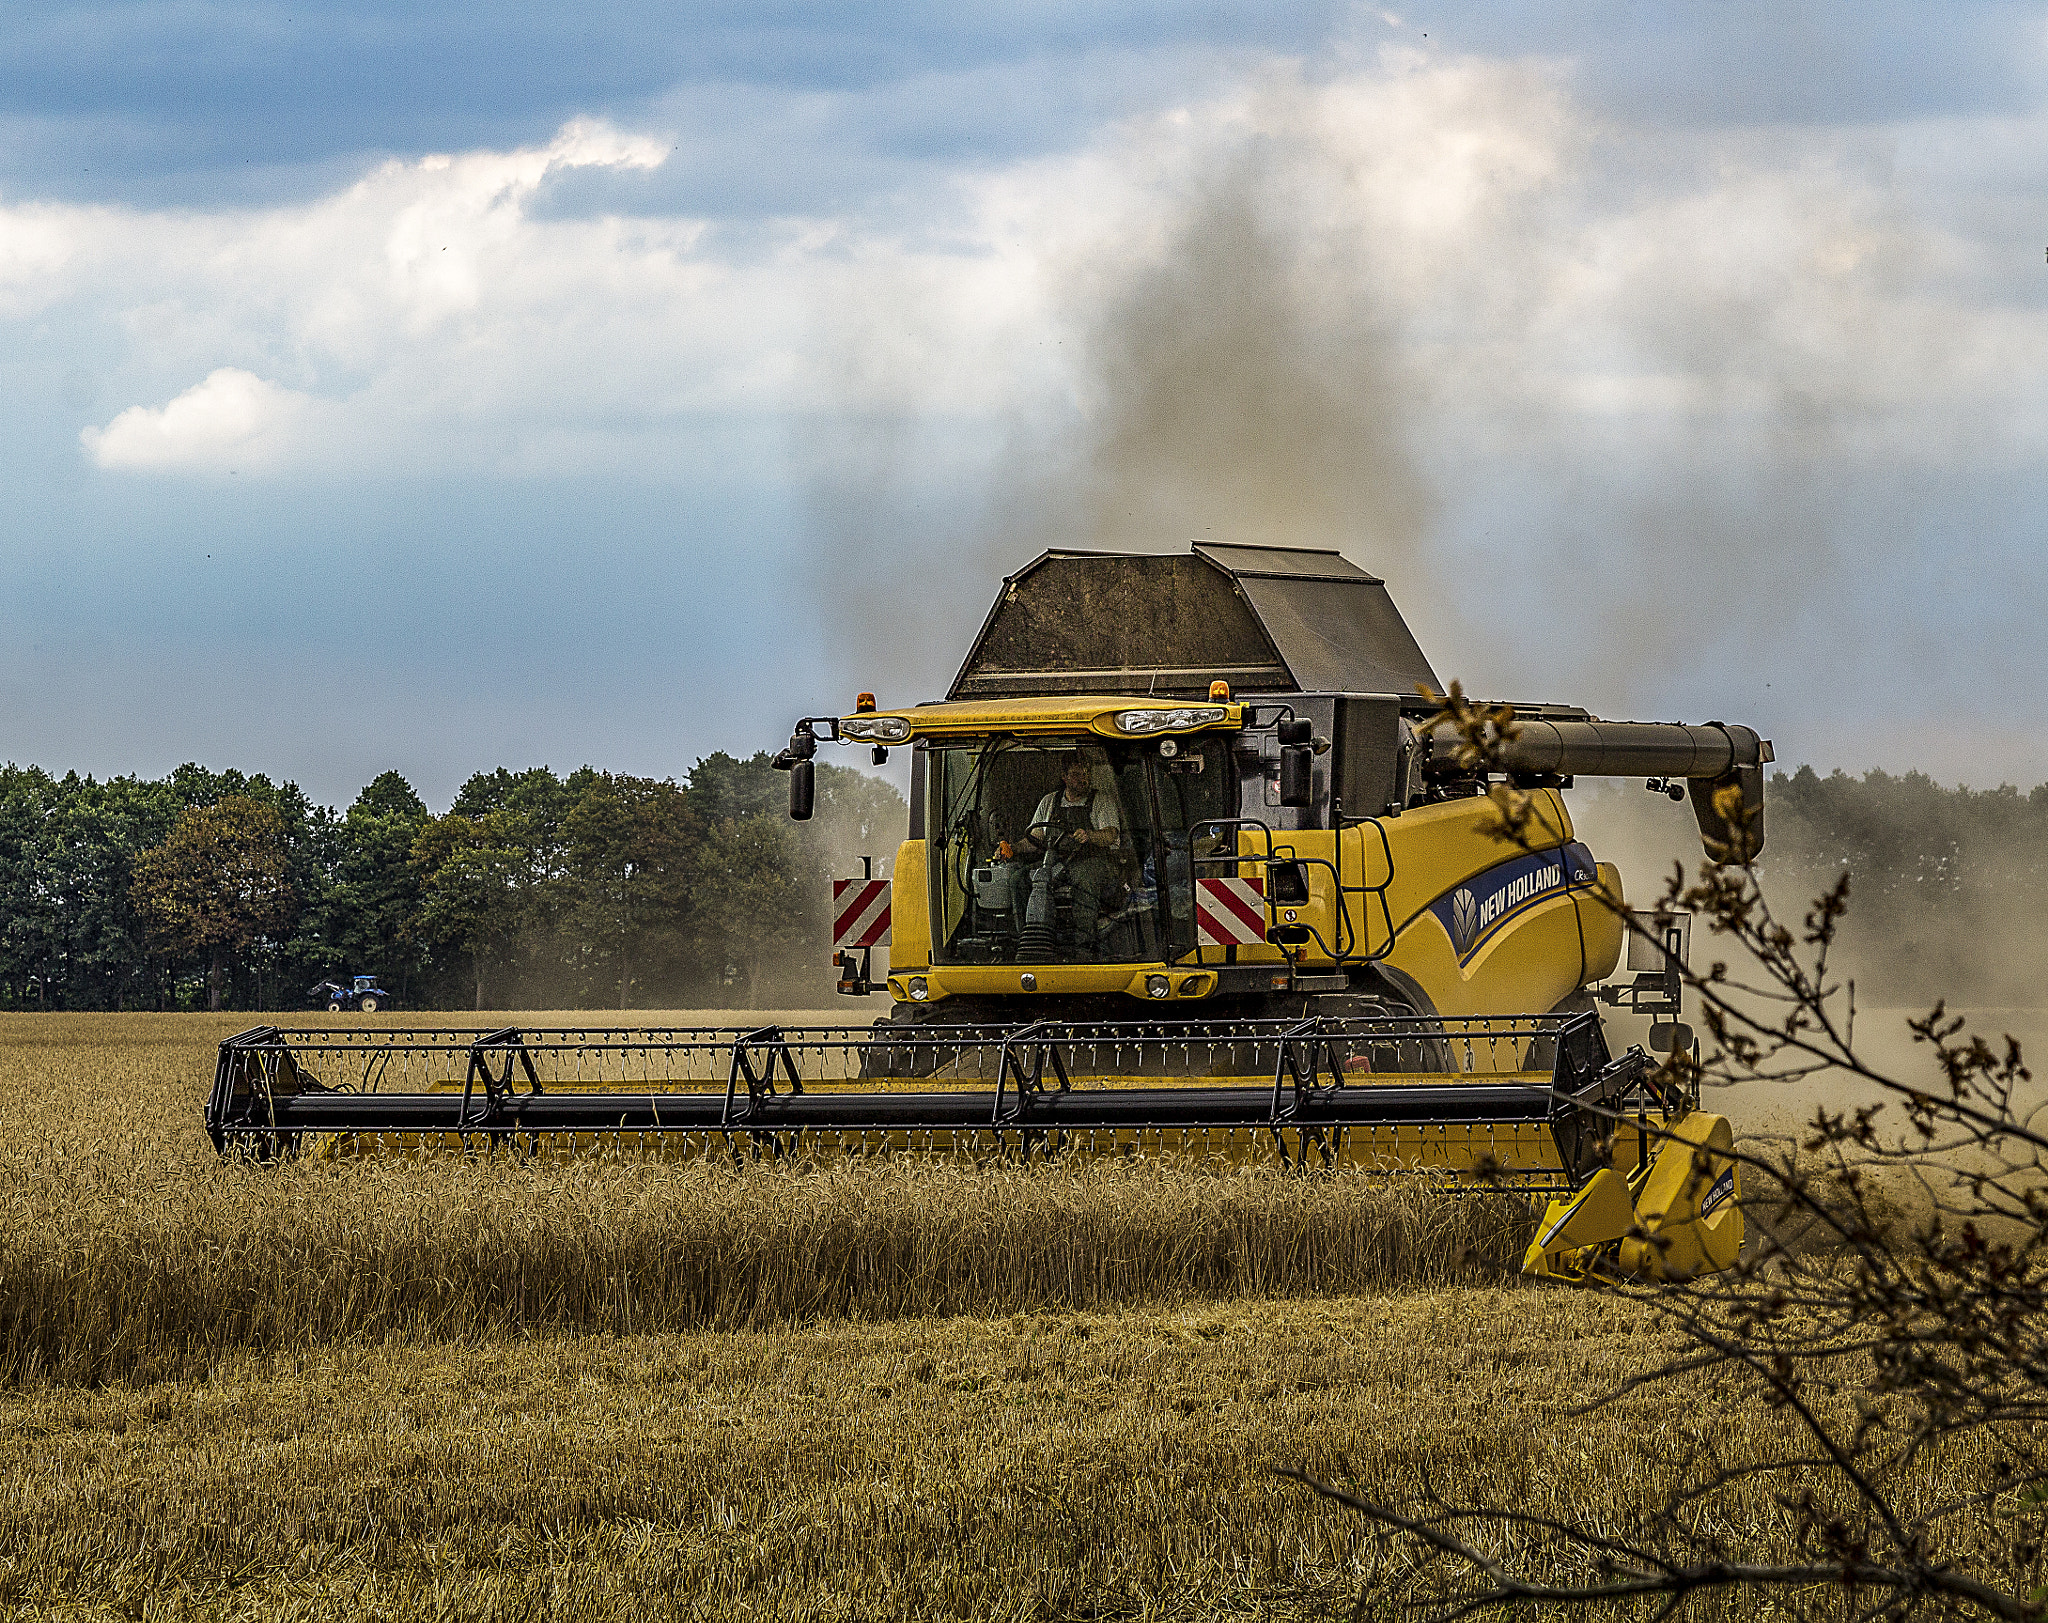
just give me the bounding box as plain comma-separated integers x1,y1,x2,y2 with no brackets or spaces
2,2,2045,808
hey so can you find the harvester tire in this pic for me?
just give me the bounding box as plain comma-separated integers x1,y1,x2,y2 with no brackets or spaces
359,996,379,1013
859,1005,1005,1080
859,1016,910,1079
1306,993,1452,1075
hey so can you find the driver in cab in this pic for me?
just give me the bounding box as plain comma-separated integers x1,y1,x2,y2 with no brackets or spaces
1006,750,1122,942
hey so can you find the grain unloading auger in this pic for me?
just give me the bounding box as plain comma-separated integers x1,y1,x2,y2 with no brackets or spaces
203,1010,1744,1281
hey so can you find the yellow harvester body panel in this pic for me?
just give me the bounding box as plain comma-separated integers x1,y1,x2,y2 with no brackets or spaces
884,748,1626,1027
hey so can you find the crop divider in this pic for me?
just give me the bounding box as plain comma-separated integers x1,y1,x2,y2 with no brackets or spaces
988,1020,1074,1158
205,1026,319,1160
1546,1012,1659,1183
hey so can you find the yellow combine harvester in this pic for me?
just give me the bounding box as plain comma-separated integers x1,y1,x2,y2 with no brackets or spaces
781,542,1764,1278
205,542,1763,1282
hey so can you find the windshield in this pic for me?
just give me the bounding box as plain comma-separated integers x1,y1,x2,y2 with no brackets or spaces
929,735,1236,965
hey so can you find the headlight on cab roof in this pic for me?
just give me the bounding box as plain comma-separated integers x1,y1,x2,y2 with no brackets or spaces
841,714,911,742
1113,705,1227,735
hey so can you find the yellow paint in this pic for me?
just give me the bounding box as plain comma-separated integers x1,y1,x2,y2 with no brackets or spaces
1616,1112,1743,1280
1580,863,1626,984
844,695,1246,739
889,838,930,976
882,723,1632,1020
1522,1167,1636,1278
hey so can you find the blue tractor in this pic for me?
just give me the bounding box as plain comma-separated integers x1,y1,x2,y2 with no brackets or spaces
310,975,393,1013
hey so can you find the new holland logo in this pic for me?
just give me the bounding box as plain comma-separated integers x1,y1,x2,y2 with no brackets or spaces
1450,888,1479,955
1427,842,1597,964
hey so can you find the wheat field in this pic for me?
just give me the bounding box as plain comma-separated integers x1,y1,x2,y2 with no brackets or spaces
0,1013,2003,1619
0,1012,1538,1385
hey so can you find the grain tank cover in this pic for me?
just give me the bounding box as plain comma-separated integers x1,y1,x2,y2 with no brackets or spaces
947,541,1441,701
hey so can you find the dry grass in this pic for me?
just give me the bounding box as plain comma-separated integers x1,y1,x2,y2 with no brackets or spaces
0,1292,1877,1623
0,1014,2008,1619
4,1156,1539,1387
0,1014,1534,1386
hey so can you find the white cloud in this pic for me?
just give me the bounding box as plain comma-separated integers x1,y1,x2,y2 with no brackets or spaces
4,76,2042,491
0,203,80,317
81,367,314,470
5,48,2048,785
35,118,721,476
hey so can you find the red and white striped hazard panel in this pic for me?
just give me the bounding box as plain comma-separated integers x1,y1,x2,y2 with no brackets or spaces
832,878,892,950
1195,875,1268,948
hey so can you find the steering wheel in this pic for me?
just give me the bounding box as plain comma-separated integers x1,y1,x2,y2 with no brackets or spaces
1023,821,1083,859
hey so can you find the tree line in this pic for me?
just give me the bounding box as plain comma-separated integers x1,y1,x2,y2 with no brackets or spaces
0,755,903,1012
1579,762,2048,1009
1763,763,2048,1006
4,756,2038,1013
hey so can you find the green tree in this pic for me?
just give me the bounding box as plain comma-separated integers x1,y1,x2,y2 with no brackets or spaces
0,766,67,1007
451,766,589,873
678,752,908,1002
1765,764,2048,1006
45,774,182,1008
130,796,298,1011
562,774,699,1008
306,772,431,999
807,761,909,877
447,766,596,1000
684,816,812,1007
162,762,331,1006
685,752,787,824
409,810,533,1009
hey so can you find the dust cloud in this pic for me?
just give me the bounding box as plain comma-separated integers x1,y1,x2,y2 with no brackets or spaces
797,95,1439,717
791,46,2044,789
1570,777,2048,1135
1045,154,1432,563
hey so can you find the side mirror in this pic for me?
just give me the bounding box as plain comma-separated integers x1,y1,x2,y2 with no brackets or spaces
1277,718,1313,808
773,720,820,819
1649,1021,1693,1054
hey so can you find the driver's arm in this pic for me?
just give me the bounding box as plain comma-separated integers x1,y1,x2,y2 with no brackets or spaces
1089,795,1122,848
1081,795,1121,850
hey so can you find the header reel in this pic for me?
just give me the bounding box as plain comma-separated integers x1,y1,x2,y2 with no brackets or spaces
203,1010,1741,1278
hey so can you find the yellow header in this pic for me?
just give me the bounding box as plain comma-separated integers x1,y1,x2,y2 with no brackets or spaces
836,695,1247,743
